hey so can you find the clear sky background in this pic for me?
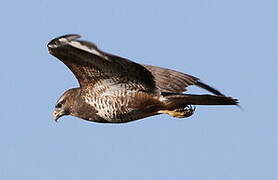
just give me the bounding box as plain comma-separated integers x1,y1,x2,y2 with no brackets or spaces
1,0,277,179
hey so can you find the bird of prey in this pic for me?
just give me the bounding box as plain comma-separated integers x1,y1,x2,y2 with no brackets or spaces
48,34,238,123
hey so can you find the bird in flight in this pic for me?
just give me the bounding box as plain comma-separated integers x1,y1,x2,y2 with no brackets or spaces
48,34,238,123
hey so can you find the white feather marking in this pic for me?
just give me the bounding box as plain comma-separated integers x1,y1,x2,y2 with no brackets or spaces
47,43,57,48
68,41,108,60
91,79,131,97
58,38,69,43
101,84,127,96
48,37,72,49
159,96,167,102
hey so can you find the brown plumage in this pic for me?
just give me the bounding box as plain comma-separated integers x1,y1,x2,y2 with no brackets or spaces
48,34,238,123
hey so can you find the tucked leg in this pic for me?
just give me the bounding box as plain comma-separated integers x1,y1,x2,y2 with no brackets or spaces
158,105,196,118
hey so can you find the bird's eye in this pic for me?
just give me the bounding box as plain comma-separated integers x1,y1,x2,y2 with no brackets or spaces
55,103,62,108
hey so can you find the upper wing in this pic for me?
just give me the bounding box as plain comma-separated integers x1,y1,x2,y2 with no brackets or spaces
143,65,224,95
47,34,156,92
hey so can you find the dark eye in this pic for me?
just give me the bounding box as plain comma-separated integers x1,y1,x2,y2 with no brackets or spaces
55,102,62,108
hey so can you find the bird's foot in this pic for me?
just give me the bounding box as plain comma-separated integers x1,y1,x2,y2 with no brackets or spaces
174,105,196,118
158,105,196,118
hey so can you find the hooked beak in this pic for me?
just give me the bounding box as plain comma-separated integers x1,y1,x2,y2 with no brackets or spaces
53,109,65,122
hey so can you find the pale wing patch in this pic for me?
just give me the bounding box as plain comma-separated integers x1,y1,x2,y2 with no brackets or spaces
48,34,109,60
101,84,123,96
68,41,109,60
58,37,69,43
93,79,138,97
101,83,130,96
48,35,80,49
93,79,116,92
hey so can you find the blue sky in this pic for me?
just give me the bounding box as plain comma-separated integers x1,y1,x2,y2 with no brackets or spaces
1,0,277,179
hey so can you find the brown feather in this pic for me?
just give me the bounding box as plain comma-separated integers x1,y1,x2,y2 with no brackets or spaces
48,34,156,92
143,65,199,92
163,94,238,110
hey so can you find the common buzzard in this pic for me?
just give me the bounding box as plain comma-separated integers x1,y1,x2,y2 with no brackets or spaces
48,34,238,123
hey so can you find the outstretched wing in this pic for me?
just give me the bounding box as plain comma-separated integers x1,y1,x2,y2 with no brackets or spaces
47,34,156,92
143,65,224,95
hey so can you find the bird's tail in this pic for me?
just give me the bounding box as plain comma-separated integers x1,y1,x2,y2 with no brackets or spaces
162,93,238,108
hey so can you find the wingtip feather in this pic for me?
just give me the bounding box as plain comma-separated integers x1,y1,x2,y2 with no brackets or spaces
196,80,225,96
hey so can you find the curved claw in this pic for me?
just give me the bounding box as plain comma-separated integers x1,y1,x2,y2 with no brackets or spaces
182,105,196,118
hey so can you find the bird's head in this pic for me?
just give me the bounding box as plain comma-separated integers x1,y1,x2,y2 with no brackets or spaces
53,88,80,121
